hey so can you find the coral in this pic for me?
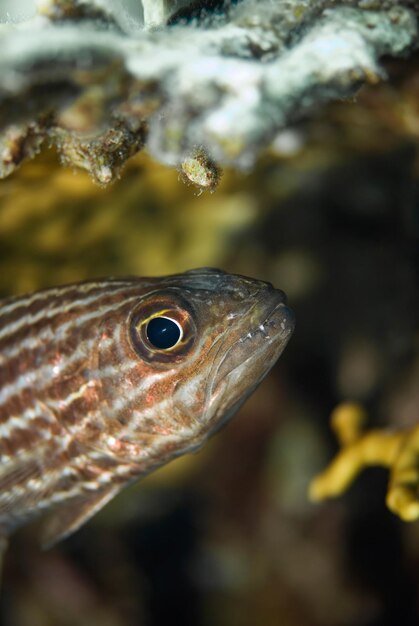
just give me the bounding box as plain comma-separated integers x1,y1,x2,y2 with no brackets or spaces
0,122,46,177
52,121,147,185
180,147,222,192
310,402,419,521
0,0,417,186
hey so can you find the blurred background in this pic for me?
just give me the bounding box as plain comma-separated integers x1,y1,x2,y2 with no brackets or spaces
0,31,419,626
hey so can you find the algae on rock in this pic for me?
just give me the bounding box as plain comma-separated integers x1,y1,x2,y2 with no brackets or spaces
0,0,417,185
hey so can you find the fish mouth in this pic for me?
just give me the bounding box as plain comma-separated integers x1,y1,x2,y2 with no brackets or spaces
205,289,295,426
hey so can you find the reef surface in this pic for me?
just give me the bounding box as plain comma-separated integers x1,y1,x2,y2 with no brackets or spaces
0,0,417,184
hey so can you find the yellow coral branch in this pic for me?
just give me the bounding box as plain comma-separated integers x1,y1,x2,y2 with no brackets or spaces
309,402,419,521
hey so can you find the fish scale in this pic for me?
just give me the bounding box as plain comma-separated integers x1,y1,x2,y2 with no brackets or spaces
0,268,294,558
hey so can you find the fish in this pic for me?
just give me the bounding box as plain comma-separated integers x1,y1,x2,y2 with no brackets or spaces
0,268,294,552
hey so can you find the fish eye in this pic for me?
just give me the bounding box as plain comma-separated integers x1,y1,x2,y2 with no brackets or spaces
146,316,182,350
129,293,196,364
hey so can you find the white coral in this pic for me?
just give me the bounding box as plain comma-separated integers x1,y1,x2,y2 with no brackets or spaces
0,0,417,182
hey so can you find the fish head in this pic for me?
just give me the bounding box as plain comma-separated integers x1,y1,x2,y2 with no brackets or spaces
92,268,294,466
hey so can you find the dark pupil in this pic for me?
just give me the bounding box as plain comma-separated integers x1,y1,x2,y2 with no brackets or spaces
146,317,181,350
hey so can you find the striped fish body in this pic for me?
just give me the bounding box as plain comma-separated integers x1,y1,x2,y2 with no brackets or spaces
0,268,294,548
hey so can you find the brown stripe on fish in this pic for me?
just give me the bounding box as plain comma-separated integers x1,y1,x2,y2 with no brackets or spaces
0,285,141,350
0,438,134,532
0,294,141,418
0,279,138,325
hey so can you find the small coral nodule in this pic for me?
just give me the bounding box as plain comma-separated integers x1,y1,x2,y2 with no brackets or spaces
180,149,222,193
309,401,419,522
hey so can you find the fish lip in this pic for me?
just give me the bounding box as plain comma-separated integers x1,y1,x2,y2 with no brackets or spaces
238,299,295,343
231,301,295,372
203,291,294,422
